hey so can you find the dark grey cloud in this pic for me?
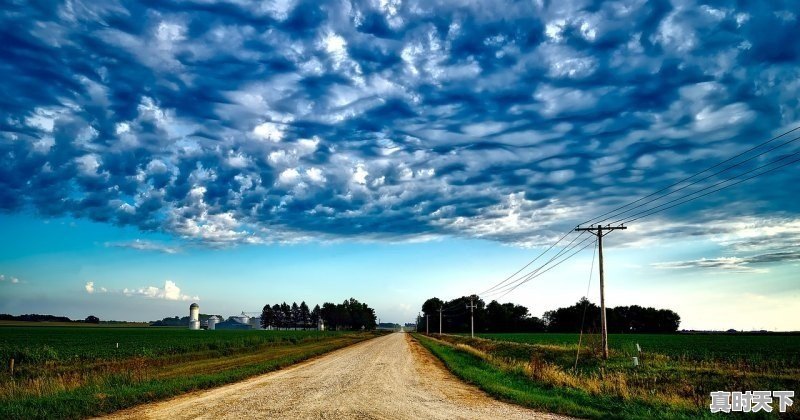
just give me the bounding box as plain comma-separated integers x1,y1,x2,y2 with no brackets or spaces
1,0,800,247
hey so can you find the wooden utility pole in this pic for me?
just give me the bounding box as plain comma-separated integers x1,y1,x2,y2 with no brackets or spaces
438,306,443,335
466,299,477,338
574,224,627,360
426,314,429,334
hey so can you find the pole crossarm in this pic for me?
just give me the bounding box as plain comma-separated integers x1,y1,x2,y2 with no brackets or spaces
575,225,628,233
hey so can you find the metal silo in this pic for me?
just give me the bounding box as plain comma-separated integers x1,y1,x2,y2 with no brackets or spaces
207,315,219,330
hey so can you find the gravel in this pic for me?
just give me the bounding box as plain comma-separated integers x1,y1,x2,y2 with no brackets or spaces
104,332,570,419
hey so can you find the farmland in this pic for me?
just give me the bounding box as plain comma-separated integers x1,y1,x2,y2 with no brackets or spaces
415,332,800,419
477,332,800,365
0,326,379,419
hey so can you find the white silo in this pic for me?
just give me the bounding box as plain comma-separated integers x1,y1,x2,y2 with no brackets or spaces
207,315,219,330
189,303,200,330
232,312,250,324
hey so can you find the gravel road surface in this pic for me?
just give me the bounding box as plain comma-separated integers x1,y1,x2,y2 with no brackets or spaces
104,332,568,419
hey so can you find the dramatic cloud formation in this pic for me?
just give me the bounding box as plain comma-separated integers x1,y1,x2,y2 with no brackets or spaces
85,280,198,301
1,0,799,249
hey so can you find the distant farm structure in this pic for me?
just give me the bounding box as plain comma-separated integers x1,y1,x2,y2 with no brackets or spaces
188,304,325,331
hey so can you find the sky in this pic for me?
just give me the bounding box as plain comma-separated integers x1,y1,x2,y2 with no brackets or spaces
1,0,799,330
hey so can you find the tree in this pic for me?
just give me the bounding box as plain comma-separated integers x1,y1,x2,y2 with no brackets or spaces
280,302,291,329
311,304,321,328
273,304,284,329
320,302,337,330
291,302,300,330
85,315,100,324
299,301,310,330
260,305,275,329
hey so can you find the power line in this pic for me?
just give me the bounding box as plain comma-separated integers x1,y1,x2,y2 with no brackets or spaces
477,228,577,296
596,134,800,225
483,231,590,298
493,233,600,300
621,151,800,224
579,125,800,227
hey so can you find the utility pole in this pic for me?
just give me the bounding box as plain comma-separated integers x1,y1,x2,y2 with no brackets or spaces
438,305,443,335
466,298,477,338
574,224,627,360
426,314,429,334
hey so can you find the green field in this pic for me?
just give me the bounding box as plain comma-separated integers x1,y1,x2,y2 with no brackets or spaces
417,332,800,419
476,332,800,364
0,326,377,419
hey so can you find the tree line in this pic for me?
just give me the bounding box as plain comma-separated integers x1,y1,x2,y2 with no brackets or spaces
418,296,680,334
261,298,377,331
544,298,681,333
0,313,101,323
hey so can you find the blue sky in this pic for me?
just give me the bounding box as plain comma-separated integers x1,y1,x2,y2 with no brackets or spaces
1,0,799,329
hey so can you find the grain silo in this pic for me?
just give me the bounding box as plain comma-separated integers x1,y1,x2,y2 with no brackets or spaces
189,303,200,330
207,315,220,330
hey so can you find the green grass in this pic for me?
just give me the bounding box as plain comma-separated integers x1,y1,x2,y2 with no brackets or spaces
415,333,797,419
0,326,379,419
414,334,696,419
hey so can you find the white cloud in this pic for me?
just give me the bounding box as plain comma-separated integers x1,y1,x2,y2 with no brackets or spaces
105,239,182,254
352,163,368,185
306,167,326,183
0,275,21,284
253,121,285,142
85,281,95,293
124,280,198,301
278,168,301,185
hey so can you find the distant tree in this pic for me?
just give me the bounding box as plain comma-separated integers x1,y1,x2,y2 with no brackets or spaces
421,297,444,320
85,315,100,324
310,304,321,328
273,304,284,329
291,302,300,330
544,299,681,333
299,301,310,330
280,302,292,329
260,305,275,329
321,302,337,330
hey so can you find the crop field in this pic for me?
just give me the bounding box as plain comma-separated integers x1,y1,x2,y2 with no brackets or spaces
476,332,800,364
0,326,340,363
417,333,800,419
0,326,377,419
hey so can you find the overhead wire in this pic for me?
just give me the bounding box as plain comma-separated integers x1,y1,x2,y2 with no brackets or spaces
579,125,800,227
482,231,590,298
595,133,800,225
621,150,800,224
437,125,800,305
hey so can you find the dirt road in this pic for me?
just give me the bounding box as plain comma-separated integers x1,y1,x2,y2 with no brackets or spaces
105,333,566,419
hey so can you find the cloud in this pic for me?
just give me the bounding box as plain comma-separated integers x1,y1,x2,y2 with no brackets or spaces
653,251,800,273
84,279,198,301
1,0,799,250
105,239,181,254
123,280,198,301
0,275,21,284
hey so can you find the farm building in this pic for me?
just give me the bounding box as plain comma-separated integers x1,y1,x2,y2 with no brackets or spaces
214,318,253,330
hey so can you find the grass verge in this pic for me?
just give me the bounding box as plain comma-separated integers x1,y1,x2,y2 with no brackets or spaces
411,333,766,419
